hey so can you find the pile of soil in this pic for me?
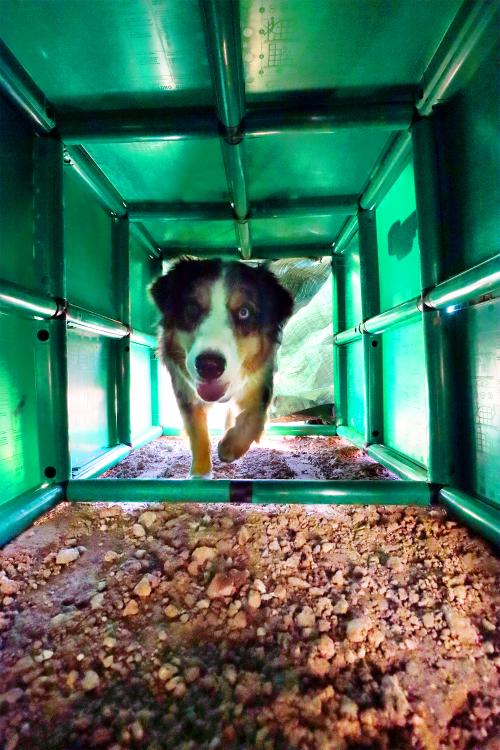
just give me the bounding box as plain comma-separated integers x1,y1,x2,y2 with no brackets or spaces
0,438,499,750
102,435,396,481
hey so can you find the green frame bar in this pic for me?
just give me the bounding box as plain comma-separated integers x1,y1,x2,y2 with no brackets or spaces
58,101,414,144
131,426,163,450
358,208,383,445
426,253,500,309
64,146,127,217
335,326,362,345
367,444,428,481
68,478,430,506
440,488,500,548
161,423,338,437
336,426,365,449
0,277,59,319
363,297,421,335
0,39,55,132
0,485,64,547
113,217,132,446
67,305,129,339
360,132,412,211
72,444,132,480
332,256,347,426
412,116,454,485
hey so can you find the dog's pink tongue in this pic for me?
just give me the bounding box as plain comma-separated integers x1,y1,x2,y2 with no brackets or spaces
197,381,227,402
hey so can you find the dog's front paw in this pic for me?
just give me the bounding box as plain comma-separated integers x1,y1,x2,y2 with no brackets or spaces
218,431,248,463
188,471,213,480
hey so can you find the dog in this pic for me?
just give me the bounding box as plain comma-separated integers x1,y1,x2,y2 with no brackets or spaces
150,259,293,478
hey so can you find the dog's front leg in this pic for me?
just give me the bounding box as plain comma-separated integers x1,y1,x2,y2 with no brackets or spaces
218,378,270,463
181,403,212,478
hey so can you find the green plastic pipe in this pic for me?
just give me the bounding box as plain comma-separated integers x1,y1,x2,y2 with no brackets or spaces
130,223,161,259
67,478,430,506
0,40,55,132
131,426,163,450
336,426,366,449
363,297,422,335
334,326,362,345
113,218,132,448
236,219,252,260
246,102,414,135
0,277,59,319
72,444,132,480
252,196,358,219
58,102,413,143
130,329,158,349
358,208,383,445
332,257,347,426
160,245,333,260
440,488,500,548
412,117,454,485
0,484,64,547
360,132,412,211
367,444,428,481
128,202,229,222
425,253,500,309
64,146,127,218
161,424,338,437
67,305,129,339
222,140,249,220
333,214,358,255
418,0,498,116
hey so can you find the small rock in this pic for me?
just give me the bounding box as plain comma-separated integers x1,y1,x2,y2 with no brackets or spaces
138,511,156,529
0,576,20,596
296,606,316,628
381,675,410,721
253,579,266,593
159,664,178,681
91,593,105,609
123,599,139,616
238,526,250,545
307,654,330,677
134,576,152,598
164,604,179,619
346,616,372,643
130,721,144,741
207,573,235,599
0,688,23,706
99,506,121,518
386,556,404,572
81,670,100,691
322,542,334,553
339,696,359,718
482,618,495,633
56,548,80,565
104,550,119,562
192,546,217,565
231,611,247,629
288,576,309,589
223,665,237,685
248,590,261,609
184,666,200,683
132,524,146,538
332,570,344,586
422,612,435,629
317,635,335,659
333,597,349,615
442,606,477,644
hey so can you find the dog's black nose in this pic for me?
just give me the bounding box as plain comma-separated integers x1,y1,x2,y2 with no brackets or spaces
195,351,226,381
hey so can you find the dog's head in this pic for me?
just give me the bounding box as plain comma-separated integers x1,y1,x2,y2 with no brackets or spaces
150,260,293,403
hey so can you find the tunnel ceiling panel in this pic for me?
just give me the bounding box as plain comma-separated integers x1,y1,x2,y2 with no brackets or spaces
240,0,460,100
0,0,212,110
143,219,238,250
85,140,228,203
245,130,391,201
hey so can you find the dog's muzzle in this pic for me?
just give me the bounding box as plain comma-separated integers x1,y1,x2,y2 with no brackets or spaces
195,351,228,402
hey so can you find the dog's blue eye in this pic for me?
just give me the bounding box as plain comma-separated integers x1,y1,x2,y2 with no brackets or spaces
238,306,250,320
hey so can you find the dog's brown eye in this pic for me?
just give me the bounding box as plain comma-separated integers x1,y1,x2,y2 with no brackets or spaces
186,302,201,318
238,306,251,321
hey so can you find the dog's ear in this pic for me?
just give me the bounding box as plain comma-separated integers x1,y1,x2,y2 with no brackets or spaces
149,272,174,316
254,266,294,332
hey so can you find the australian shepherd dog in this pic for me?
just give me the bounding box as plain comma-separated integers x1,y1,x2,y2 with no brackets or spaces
150,259,293,478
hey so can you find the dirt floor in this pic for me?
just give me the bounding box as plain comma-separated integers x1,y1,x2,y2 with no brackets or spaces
102,435,397,481
0,437,499,750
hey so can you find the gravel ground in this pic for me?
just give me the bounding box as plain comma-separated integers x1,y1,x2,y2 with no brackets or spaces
0,437,499,750
102,435,396,481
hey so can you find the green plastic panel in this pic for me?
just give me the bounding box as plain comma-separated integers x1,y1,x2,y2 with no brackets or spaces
252,215,344,247
377,162,421,311
64,168,116,318
240,0,459,98
343,236,362,330
130,236,159,333
246,131,389,200
0,98,36,290
382,319,428,467
0,0,212,110
86,140,228,203
345,339,365,437
67,330,116,471
436,45,499,278
449,299,500,507
130,343,153,440
0,315,41,504
146,219,237,250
